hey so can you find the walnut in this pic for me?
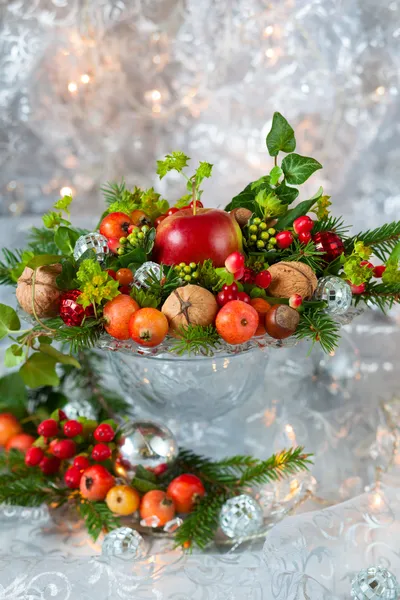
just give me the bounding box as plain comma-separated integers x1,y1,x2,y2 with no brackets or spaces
161,284,218,335
16,264,62,318
267,261,318,299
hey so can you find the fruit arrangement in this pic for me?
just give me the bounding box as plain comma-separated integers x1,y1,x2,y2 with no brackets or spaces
0,112,400,387
0,410,312,549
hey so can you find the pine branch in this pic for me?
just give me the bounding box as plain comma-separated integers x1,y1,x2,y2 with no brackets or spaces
238,447,312,487
354,281,400,312
282,240,325,272
101,180,127,205
146,266,181,303
295,309,340,354
27,227,60,254
170,325,221,356
0,248,25,285
76,499,121,541
174,492,229,550
345,221,400,261
312,216,351,237
42,318,102,354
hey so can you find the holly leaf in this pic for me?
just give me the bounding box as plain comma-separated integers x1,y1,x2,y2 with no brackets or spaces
4,344,26,368
19,353,60,388
275,180,299,205
269,166,283,186
281,154,322,185
39,344,81,369
276,188,323,229
56,260,78,290
0,304,20,340
157,151,190,179
54,227,80,255
27,254,62,270
266,112,296,157
0,373,27,419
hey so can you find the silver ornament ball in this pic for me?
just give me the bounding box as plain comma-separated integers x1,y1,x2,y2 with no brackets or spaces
133,261,162,289
314,275,352,315
62,399,98,421
102,527,146,558
219,494,263,539
114,420,178,480
351,566,400,600
73,232,109,263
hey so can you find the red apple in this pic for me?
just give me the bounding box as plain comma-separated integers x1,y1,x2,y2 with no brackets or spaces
99,212,131,240
153,208,243,267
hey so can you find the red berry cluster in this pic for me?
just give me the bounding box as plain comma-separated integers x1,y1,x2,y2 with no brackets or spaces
25,410,117,492
275,215,314,250
217,283,251,307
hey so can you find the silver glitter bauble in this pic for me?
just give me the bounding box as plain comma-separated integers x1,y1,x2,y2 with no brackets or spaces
133,261,162,289
62,399,98,421
114,420,178,480
351,566,400,599
314,276,352,315
73,232,109,263
102,527,146,558
219,494,263,539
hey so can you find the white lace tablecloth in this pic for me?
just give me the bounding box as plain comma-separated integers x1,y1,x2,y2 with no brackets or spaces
0,218,399,598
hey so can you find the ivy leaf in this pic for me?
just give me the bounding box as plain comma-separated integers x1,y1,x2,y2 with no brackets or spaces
19,353,60,388
281,153,322,185
0,373,27,419
274,180,299,205
27,254,62,270
276,188,323,229
54,227,80,255
224,178,273,213
157,151,190,179
39,344,81,369
4,344,25,368
266,112,296,157
250,176,271,191
269,166,283,186
0,304,20,340
56,260,78,290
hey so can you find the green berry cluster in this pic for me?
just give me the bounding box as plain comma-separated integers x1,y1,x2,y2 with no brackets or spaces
117,225,151,255
246,218,277,250
174,262,200,283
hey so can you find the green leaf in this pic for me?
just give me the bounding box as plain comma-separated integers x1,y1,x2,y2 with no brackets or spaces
39,344,81,369
274,180,299,205
276,188,323,229
157,151,190,179
175,194,192,208
269,166,283,186
390,240,400,263
143,228,156,255
54,227,80,255
131,477,159,492
42,212,68,229
281,153,322,185
130,287,160,308
0,304,20,340
118,247,147,268
266,112,296,157
135,465,157,483
19,353,60,388
4,345,25,368
0,373,28,419
27,254,62,270
193,161,213,190
56,260,78,290
214,268,234,286
224,178,273,213
53,195,73,213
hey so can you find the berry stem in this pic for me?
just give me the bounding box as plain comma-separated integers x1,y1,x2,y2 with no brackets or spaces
274,155,278,167
192,179,197,215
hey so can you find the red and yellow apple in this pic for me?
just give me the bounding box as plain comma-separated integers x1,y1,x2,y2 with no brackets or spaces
152,208,242,267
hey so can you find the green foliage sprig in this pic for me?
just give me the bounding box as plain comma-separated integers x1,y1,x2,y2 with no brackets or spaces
156,151,213,206
282,240,325,272
170,325,221,356
345,221,400,262
295,309,340,354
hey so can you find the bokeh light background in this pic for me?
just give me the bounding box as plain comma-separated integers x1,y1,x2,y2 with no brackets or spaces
0,0,399,231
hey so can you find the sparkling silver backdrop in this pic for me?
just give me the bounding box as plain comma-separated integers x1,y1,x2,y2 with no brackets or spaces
0,0,399,230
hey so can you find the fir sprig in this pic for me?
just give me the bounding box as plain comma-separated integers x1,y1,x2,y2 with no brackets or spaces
345,221,400,261
283,240,325,272
101,180,127,206
295,309,340,354
174,493,228,550
0,248,26,285
76,499,121,540
312,216,351,237
42,318,102,354
354,281,400,312
145,266,181,303
170,325,221,356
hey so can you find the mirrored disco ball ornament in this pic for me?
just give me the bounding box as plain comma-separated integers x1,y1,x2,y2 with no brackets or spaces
351,566,400,600
314,276,352,315
133,262,162,289
73,233,109,263
219,494,263,539
102,527,146,558
114,420,178,480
